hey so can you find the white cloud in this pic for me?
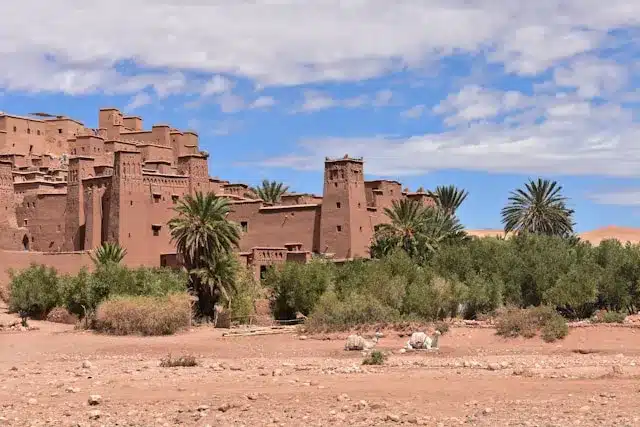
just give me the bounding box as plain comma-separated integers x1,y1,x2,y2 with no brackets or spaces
202,75,233,96
250,96,276,109
1,1,639,93
401,105,426,119
373,89,393,107
124,92,152,111
292,89,394,113
589,190,640,206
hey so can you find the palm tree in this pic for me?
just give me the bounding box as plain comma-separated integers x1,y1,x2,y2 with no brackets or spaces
501,178,575,237
431,185,469,216
90,242,127,266
168,192,241,318
249,179,289,204
372,199,467,262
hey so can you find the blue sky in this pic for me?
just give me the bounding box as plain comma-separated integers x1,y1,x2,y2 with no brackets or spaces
2,1,640,232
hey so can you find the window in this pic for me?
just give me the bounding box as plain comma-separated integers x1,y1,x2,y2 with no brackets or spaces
58,129,62,134
240,221,248,232
360,226,363,232
336,225,342,232
153,194,161,203
27,128,30,134
260,265,268,280
130,200,133,206
37,130,41,136
13,126,17,132
172,195,179,204
152,225,161,236
336,202,341,208
334,182,338,187
358,202,361,208
23,219,28,226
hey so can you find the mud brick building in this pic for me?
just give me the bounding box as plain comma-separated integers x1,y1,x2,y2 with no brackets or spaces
0,108,435,279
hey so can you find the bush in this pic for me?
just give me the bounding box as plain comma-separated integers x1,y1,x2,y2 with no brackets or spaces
46,306,78,324
159,354,197,367
8,264,60,318
94,293,192,336
362,350,386,366
265,260,334,320
306,291,398,332
495,306,568,342
592,310,626,324
227,266,262,324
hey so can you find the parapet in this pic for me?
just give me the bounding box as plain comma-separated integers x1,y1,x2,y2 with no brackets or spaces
325,154,364,163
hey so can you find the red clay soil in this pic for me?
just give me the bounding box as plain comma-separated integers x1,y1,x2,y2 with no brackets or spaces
2,316,640,426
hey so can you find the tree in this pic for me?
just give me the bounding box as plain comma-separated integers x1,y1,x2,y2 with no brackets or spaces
90,242,127,266
249,179,289,204
501,178,575,237
431,185,469,216
168,192,241,318
371,199,467,263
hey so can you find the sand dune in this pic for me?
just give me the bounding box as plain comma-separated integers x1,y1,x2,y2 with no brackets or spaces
467,226,640,245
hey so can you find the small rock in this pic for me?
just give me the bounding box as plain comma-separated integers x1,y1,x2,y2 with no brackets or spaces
337,393,350,402
487,363,501,371
386,414,401,422
82,360,92,369
88,395,102,406
299,335,308,340
483,408,493,415
27,398,37,405
272,369,283,377
612,365,624,375
65,386,80,394
356,400,368,410
88,410,102,420
218,402,237,412
579,406,590,412
246,393,258,401
197,405,210,412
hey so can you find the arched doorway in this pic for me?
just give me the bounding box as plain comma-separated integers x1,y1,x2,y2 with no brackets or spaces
22,235,30,251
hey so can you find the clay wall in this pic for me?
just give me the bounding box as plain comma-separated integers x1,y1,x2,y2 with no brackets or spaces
228,201,321,253
123,116,143,132
0,250,92,288
98,109,125,139
44,118,86,156
178,155,209,194
69,135,106,162
16,193,67,252
365,180,404,228
281,193,323,206
82,176,112,251
139,144,173,164
0,115,48,156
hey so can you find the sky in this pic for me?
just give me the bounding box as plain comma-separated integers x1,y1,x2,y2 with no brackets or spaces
2,1,640,232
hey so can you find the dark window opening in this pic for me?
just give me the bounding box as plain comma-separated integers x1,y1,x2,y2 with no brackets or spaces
27,128,30,134
336,202,341,208
130,200,133,206
153,194,161,203
172,195,179,204
240,221,248,232
260,265,268,280
23,219,28,226
58,129,63,134
37,130,41,136
334,182,338,187
22,235,29,251
336,225,342,232
152,225,161,236
360,226,363,232
13,126,17,132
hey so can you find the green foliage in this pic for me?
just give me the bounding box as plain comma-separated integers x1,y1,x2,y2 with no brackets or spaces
362,350,386,366
592,310,626,324
8,264,61,318
431,185,469,216
90,242,127,266
160,354,198,367
265,260,335,320
501,178,575,237
249,179,290,204
227,265,262,323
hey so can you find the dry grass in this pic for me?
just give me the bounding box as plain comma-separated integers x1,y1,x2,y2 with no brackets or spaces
94,293,192,336
46,307,78,325
159,354,198,367
0,283,9,304
495,306,568,343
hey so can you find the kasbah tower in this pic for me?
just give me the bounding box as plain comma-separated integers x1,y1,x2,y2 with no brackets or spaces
0,108,436,279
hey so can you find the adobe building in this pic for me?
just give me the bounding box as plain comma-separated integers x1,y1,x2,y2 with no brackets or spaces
0,108,435,279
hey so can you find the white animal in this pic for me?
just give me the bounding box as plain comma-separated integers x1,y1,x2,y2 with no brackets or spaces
405,330,441,350
344,333,381,351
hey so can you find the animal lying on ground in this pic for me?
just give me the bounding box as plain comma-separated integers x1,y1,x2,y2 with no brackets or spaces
405,330,441,350
344,332,382,351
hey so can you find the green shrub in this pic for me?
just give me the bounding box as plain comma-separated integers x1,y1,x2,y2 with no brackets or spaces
592,310,626,324
306,291,398,332
495,306,568,342
227,266,262,324
8,264,60,318
265,260,334,320
362,350,386,366
94,293,192,336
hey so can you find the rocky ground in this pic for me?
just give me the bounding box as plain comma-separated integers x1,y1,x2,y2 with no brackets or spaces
2,309,640,426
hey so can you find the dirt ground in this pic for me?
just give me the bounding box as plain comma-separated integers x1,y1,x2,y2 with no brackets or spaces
2,310,640,427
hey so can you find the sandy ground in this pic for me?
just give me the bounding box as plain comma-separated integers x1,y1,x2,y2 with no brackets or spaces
2,310,640,427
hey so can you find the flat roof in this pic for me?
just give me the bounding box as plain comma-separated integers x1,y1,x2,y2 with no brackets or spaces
259,203,320,211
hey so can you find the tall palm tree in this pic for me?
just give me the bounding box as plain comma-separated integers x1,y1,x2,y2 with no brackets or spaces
168,192,241,318
168,192,241,270
372,199,467,262
501,178,575,237
431,185,469,216
90,242,127,266
249,180,289,204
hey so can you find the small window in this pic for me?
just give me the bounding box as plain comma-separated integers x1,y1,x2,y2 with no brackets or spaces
336,225,342,232
58,129,63,134
13,126,17,132
358,202,361,208
130,200,133,206
240,221,248,232
23,219,28,226
336,202,341,208
360,226,363,232
27,128,30,134
153,194,161,203
37,130,41,136
152,225,161,236
172,195,179,204
334,182,338,188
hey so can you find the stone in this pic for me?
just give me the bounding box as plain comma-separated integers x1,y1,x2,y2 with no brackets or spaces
579,406,591,412
197,405,210,412
27,398,37,405
487,363,501,371
483,408,493,415
65,386,80,394
337,393,350,402
356,400,368,410
386,414,401,422
88,395,101,405
272,369,283,377
81,360,92,369
88,410,102,420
